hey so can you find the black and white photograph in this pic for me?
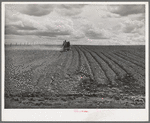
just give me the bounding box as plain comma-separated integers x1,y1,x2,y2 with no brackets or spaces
2,2,149,121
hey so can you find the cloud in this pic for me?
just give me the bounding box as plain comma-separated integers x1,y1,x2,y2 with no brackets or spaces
101,12,120,18
5,25,71,37
131,35,145,43
71,30,85,39
5,25,18,35
59,4,86,9
121,20,144,34
128,13,145,21
34,30,70,37
20,4,54,16
5,24,71,37
111,19,144,35
108,18,145,45
5,4,146,45
16,25,37,30
5,13,74,38
85,29,109,39
56,4,86,16
108,5,145,16
6,23,37,31
127,33,145,44
78,19,112,39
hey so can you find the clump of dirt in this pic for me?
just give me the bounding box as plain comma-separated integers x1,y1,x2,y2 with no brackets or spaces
115,73,144,95
77,77,98,93
116,73,136,86
115,74,137,90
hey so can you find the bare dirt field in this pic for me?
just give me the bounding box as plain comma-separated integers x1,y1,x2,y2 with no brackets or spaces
5,45,145,108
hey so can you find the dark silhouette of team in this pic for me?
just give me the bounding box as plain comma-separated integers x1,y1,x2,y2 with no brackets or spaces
62,40,71,52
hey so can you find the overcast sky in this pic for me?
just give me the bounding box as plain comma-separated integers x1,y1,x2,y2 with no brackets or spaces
5,3,145,45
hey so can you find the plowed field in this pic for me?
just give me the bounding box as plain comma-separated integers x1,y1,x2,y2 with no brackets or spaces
5,45,145,108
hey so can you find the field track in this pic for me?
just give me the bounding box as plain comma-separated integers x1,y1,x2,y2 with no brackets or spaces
5,45,145,108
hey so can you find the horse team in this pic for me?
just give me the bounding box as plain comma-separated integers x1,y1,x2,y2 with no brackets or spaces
62,40,71,51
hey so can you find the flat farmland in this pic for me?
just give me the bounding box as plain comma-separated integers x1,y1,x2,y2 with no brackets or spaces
5,45,145,108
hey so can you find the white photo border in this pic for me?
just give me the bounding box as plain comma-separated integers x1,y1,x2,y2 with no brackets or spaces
1,2,149,121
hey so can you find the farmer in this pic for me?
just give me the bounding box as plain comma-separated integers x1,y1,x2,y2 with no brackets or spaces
63,40,66,46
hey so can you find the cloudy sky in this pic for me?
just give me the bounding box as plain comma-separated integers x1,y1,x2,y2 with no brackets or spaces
5,3,145,45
